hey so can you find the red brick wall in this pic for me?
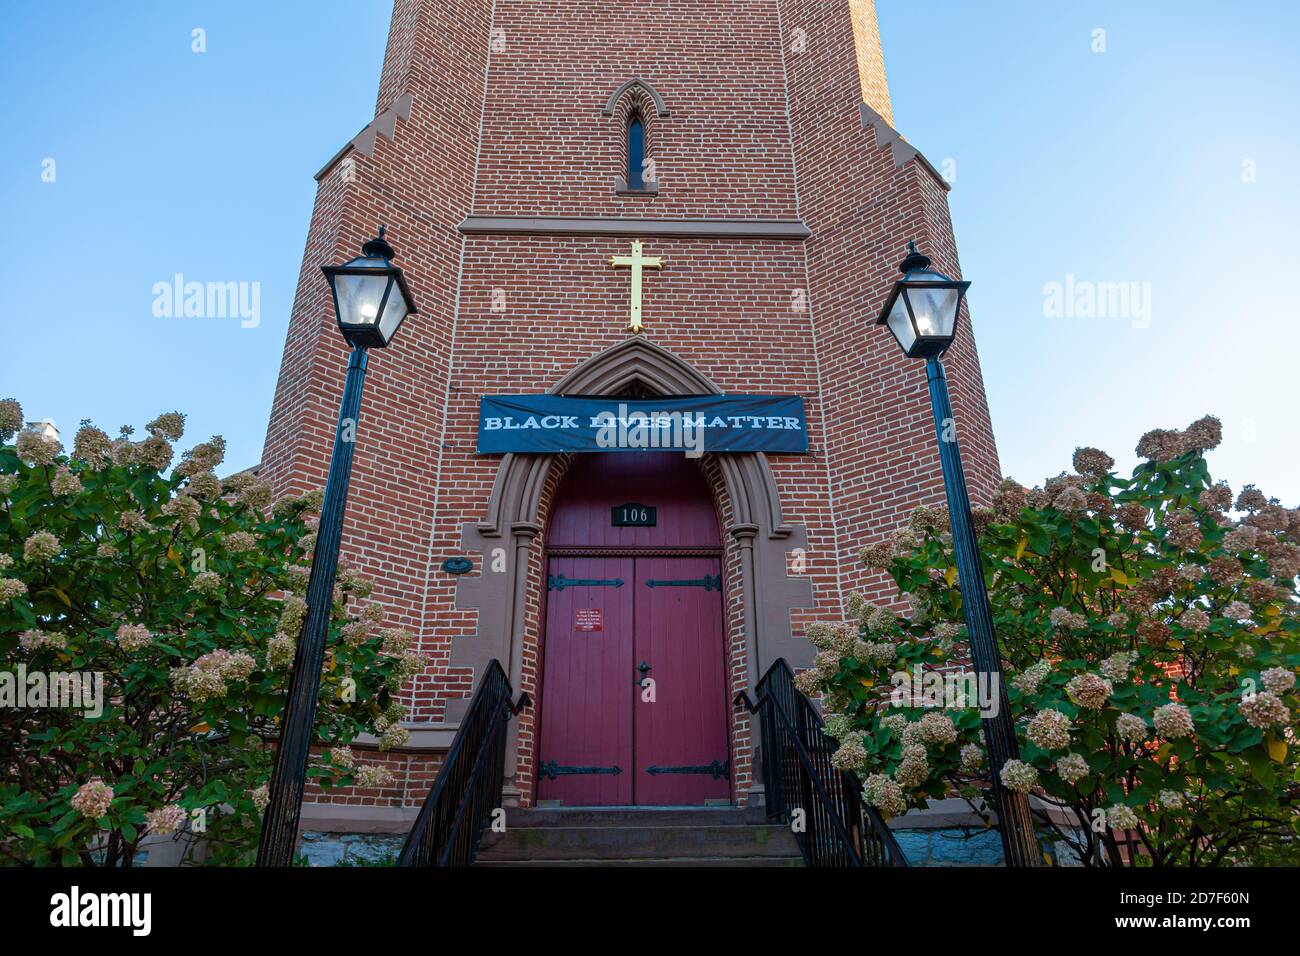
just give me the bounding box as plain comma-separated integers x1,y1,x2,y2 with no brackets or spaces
303,747,441,811
262,0,999,814
474,0,799,218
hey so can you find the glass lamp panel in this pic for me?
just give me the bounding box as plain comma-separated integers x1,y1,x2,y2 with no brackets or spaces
907,285,960,340
334,271,391,329
885,294,917,355
377,281,410,344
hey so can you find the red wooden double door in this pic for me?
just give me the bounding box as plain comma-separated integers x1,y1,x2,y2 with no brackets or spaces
537,554,730,806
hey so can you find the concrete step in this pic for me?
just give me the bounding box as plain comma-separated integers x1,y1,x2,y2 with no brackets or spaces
478,855,803,867
496,806,770,828
477,821,800,861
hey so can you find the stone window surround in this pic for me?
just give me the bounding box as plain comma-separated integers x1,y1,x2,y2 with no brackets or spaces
604,77,668,197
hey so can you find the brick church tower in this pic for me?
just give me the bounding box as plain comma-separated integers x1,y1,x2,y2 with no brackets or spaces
261,0,999,831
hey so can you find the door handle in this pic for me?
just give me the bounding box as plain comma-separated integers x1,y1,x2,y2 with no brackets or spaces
636,661,652,686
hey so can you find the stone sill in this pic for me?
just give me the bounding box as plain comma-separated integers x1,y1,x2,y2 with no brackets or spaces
615,175,659,196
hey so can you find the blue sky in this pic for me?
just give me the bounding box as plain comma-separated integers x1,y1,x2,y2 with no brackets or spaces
879,1,1300,503
2,2,1297,504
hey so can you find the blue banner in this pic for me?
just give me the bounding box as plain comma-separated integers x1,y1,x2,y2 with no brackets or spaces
477,395,808,455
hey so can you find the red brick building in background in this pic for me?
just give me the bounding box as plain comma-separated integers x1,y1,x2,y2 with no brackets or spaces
260,0,999,834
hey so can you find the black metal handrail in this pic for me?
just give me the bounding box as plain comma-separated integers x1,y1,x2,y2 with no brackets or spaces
737,658,908,867
397,660,529,867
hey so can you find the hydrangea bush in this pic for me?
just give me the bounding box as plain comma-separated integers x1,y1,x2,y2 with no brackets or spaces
801,415,1299,866
0,399,424,866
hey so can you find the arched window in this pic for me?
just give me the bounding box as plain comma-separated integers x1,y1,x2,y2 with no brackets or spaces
627,114,645,190
604,78,667,196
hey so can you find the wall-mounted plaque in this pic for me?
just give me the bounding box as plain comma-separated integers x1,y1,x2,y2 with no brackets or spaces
574,608,604,632
612,502,656,527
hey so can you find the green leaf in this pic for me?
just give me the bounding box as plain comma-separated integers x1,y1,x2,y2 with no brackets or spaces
1243,746,1276,787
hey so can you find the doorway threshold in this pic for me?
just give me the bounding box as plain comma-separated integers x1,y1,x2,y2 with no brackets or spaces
533,803,735,811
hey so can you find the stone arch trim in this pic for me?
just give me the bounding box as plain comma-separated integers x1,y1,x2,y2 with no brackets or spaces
555,336,707,395
601,76,671,118
446,339,814,799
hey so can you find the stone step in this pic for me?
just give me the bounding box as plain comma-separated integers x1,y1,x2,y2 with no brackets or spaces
497,806,769,828
478,855,803,867
478,822,799,861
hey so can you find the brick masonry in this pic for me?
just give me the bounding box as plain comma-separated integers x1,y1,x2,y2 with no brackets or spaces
262,0,1000,828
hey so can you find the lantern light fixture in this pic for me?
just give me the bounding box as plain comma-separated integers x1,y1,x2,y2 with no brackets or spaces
321,226,418,349
875,241,970,359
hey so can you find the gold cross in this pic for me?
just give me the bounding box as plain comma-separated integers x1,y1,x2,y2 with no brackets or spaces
609,239,663,334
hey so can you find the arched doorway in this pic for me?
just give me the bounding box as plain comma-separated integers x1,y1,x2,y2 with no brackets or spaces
535,451,731,806
448,338,814,806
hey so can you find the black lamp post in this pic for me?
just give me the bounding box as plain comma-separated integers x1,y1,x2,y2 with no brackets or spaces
876,242,1040,868
256,227,418,867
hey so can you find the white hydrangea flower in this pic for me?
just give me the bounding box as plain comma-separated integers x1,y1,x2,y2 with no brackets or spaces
1066,673,1113,710
862,773,906,817
1238,691,1288,729
1152,702,1194,739
831,733,868,772
1055,753,1089,785
1115,713,1147,743
877,712,906,735
114,624,152,652
23,531,60,562
1011,660,1051,695
70,778,114,819
918,711,957,746
1107,804,1139,829
1026,709,1071,750
145,804,188,836
355,764,395,788
999,759,1038,794
823,714,853,740
895,743,929,788
267,633,295,671
1260,667,1295,696
250,784,269,812
1099,651,1136,682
